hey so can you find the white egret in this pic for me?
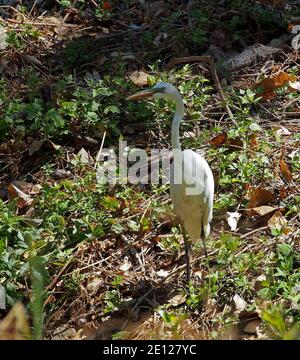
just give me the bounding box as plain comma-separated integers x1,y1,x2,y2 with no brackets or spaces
127,82,214,282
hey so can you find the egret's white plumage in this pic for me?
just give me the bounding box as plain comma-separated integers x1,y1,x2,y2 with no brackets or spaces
127,82,214,281
170,149,214,243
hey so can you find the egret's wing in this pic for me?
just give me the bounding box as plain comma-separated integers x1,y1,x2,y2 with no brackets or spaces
170,150,214,241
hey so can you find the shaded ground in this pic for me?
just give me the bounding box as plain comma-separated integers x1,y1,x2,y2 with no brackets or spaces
0,0,300,340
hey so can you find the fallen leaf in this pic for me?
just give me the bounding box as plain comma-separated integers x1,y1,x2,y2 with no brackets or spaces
156,269,169,278
254,274,267,291
280,158,293,182
13,181,33,194
46,140,61,152
232,294,247,313
20,218,43,227
168,293,186,306
7,184,33,208
254,71,297,100
289,81,300,91
29,140,44,156
267,210,288,231
247,187,275,208
249,134,258,150
86,277,102,296
0,25,7,50
226,211,242,231
209,133,228,146
273,126,291,136
53,169,72,180
0,303,31,340
279,187,287,200
77,148,93,164
252,206,277,216
128,70,149,86
54,25,72,40
119,258,132,273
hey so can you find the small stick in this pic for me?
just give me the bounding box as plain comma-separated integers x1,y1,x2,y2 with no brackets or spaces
94,131,107,169
207,56,237,125
240,226,268,239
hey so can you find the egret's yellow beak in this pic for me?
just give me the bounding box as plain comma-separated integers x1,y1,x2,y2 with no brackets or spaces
126,87,165,101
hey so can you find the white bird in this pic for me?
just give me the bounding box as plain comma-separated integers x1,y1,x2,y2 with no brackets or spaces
127,82,214,282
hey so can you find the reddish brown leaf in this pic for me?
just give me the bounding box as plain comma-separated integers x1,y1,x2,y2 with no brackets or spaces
209,133,228,146
249,134,258,150
280,158,293,182
279,187,287,200
247,187,275,208
254,72,297,100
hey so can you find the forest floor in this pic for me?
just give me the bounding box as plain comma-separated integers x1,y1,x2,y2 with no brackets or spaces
0,0,300,340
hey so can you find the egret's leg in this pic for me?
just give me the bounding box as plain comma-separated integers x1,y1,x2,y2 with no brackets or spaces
202,236,208,258
181,224,191,284
201,228,208,258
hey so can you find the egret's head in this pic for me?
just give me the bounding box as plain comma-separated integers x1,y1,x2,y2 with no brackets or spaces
126,82,180,102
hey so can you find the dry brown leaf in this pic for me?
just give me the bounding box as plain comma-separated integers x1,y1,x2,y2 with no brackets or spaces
245,205,277,218
128,70,149,86
54,25,72,40
280,158,293,182
7,184,33,208
0,303,31,340
254,71,297,100
86,277,102,296
209,133,228,146
249,134,258,150
168,293,186,306
29,140,44,156
267,210,288,231
252,206,277,216
247,187,275,208
279,187,287,200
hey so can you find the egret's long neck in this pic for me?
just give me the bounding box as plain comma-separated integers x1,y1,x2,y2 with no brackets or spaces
171,95,185,152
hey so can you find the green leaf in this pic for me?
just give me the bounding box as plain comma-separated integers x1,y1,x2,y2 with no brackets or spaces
0,238,5,254
111,222,123,234
257,288,270,299
277,243,292,257
104,105,120,114
262,309,286,337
